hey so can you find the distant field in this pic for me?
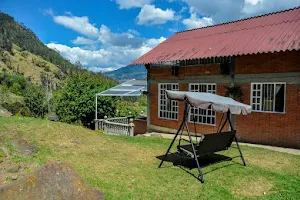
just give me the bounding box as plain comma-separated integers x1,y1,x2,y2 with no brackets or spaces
0,117,299,199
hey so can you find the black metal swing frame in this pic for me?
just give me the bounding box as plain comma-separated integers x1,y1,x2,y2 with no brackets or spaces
158,101,246,183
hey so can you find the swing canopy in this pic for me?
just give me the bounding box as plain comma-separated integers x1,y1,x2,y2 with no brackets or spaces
166,90,251,115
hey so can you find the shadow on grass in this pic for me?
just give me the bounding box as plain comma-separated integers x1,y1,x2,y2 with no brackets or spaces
156,152,243,181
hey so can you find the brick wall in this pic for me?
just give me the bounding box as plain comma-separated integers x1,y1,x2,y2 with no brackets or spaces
236,51,300,74
148,50,300,148
236,83,300,148
133,118,147,135
150,64,220,80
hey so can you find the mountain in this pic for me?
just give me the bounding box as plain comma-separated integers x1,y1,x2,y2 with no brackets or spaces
104,65,146,82
0,11,87,88
0,11,116,119
0,11,77,74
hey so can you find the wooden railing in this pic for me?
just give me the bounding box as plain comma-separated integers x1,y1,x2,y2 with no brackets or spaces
94,116,135,136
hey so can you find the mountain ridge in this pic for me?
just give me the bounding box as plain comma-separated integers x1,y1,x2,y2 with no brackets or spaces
104,64,146,82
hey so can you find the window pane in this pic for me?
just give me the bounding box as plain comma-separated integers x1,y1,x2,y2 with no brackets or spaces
252,83,285,113
189,83,216,125
159,84,178,119
275,84,285,112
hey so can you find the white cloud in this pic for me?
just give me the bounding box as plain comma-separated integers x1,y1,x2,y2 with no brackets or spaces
72,37,97,45
43,8,168,71
137,5,175,25
241,0,300,16
44,9,99,38
245,0,263,5
46,10,148,48
182,8,213,29
53,15,99,38
98,25,145,48
47,37,165,72
182,0,300,23
114,0,153,9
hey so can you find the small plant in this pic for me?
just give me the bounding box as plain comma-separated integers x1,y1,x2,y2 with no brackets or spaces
225,84,243,102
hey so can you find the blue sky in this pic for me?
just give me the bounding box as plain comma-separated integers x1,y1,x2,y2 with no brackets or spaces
1,0,299,72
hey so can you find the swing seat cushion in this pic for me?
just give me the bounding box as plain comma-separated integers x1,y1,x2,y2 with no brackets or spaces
178,131,236,157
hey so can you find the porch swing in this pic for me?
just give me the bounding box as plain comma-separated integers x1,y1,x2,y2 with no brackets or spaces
158,90,251,183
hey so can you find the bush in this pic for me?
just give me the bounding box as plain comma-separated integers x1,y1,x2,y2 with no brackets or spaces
1,102,31,116
0,71,27,95
115,99,146,118
55,72,116,126
10,82,22,95
24,84,47,117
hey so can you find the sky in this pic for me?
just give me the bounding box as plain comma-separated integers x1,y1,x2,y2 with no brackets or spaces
1,0,299,72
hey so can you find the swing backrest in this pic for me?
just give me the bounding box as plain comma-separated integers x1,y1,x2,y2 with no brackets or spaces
196,130,236,156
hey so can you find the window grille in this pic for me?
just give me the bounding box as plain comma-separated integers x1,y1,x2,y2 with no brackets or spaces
189,83,216,125
159,83,179,120
251,83,286,113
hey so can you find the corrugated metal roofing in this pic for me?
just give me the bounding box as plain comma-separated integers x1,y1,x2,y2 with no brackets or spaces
131,7,300,65
97,79,147,97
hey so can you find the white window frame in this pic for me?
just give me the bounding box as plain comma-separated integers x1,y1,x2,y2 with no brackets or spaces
250,82,286,114
189,83,217,126
158,83,179,120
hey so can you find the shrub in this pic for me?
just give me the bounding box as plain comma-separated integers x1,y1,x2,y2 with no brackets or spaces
10,82,22,95
55,72,116,126
1,102,30,116
24,84,47,117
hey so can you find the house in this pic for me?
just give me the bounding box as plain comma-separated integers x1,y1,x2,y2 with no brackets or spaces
131,7,300,149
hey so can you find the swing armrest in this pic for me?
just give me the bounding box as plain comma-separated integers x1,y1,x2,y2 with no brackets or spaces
179,134,205,145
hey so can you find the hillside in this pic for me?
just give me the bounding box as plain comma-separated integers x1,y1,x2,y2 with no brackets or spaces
0,44,62,86
0,11,77,76
0,11,120,120
0,11,83,87
1,117,300,199
104,65,146,82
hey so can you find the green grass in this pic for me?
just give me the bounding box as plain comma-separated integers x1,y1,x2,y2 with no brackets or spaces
0,116,300,199
0,147,6,163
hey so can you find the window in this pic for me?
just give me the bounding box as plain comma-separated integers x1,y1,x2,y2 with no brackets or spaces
159,83,179,120
251,83,286,113
189,83,216,125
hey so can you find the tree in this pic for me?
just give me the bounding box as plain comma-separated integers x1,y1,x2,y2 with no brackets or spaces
55,72,116,126
24,84,47,117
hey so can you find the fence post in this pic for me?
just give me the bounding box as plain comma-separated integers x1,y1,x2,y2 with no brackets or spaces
128,118,135,136
95,119,99,130
103,116,108,133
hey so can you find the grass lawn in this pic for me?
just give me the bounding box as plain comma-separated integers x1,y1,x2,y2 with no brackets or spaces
0,116,300,199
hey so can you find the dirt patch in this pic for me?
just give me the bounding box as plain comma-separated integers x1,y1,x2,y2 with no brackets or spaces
12,138,37,156
0,161,105,200
232,177,273,197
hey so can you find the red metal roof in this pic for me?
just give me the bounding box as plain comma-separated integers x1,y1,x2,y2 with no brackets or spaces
131,7,300,65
